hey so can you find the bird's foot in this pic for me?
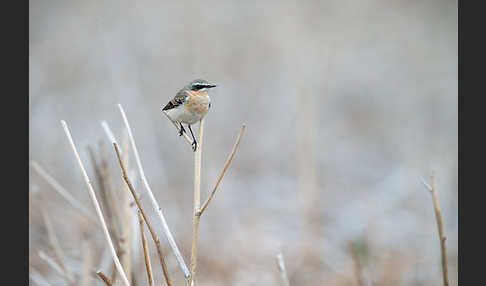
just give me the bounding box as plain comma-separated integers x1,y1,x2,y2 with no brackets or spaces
179,125,186,136
192,140,197,152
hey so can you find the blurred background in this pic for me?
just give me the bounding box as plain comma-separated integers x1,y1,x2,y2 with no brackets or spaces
29,0,457,285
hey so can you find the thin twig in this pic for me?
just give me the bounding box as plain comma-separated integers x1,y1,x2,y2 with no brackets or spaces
138,211,154,286
29,160,97,223
190,119,204,286
118,103,190,278
422,172,449,286
41,209,74,284
276,252,291,286
198,124,245,216
96,271,114,286
114,143,172,286
61,120,131,286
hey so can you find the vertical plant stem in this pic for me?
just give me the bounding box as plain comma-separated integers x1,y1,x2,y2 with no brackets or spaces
118,103,190,278
138,211,154,286
61,120,131,286
422,173,449,286
190,119,204,286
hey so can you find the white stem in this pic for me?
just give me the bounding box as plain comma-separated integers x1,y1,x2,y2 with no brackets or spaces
117,104,190,278
61,120,131,286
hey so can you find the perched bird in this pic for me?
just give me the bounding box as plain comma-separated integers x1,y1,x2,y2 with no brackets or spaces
162,79,217,151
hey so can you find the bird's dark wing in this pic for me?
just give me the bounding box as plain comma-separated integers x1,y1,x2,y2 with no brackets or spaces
162,90,188,111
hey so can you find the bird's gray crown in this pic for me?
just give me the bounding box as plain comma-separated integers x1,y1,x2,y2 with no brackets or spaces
186,79,217,90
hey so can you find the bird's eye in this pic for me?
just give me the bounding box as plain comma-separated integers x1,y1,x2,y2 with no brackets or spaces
193,84,204,90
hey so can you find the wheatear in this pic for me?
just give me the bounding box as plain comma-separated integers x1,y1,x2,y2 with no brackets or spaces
162,79,217,151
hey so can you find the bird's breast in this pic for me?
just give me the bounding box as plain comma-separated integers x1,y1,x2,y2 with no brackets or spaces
184,93,210,116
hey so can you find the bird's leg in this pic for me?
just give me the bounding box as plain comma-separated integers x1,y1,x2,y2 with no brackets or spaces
179,122,186,136
188,124,197,152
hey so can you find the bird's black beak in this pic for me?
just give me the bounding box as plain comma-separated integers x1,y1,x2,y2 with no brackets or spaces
208,84,217,88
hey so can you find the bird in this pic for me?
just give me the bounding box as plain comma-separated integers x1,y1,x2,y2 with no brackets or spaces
162,79,217,151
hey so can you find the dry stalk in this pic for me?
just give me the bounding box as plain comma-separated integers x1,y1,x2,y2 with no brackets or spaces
29,160,97,223
114,143,172,286
275,252,291,286
61,120,131,286
41,209,74,284
96,271,114,286
190,119,204,286
118,103,190,278
138,211,154,286
422,173,449,286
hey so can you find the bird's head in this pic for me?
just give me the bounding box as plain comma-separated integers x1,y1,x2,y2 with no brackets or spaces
186,79,217,92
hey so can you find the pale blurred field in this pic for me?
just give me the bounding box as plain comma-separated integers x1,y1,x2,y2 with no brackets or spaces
29,0,457,285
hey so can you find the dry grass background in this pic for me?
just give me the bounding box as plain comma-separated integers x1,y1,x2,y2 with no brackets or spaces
29,0,457,285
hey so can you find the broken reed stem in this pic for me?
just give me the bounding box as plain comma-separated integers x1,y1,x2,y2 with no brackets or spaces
190,119,204,286
138,211,154,286
199,124,246,215
96,271,114,286
41,209,74,284
29,160,97,224
118,103,190,278
422,173,449,286
61,120,131,286
114,143,172,286
276,253,291,286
